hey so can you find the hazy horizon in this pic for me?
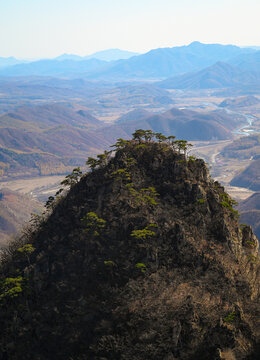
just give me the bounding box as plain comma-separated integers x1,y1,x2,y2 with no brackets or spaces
1,42,260,62
1,0,259,58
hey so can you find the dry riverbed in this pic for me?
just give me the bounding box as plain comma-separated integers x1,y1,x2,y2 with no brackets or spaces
0,175,65,201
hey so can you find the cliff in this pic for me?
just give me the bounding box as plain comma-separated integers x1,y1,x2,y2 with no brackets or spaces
0,133,259,360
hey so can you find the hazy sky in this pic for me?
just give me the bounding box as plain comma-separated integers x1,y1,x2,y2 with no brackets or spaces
1,0,259,58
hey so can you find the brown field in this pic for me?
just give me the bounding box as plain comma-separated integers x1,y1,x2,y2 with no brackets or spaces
0,175,65,200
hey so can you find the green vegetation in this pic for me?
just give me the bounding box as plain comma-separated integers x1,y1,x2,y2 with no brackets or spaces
110,138,130,150
0,276,24,301
135,263,146,273
126,184,159,206
188,155,196,162
87,151,112,171
174,140,193,155
155,133,167,142
220,192,239,217
224,312,236,323
108,129,193,156
81,212,106,237
131,226,156,241
247,255,258,264
61,167,82,187
111,168,131,182
16,244,35,265
246,241,256,248
104,260,116,266
197,198,205,204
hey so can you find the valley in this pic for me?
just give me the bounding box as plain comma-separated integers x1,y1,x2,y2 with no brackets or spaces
0,175,64,201
0,91,259,197
0,42,260,245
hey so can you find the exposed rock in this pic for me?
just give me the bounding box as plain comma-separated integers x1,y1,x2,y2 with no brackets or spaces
0,139,259,360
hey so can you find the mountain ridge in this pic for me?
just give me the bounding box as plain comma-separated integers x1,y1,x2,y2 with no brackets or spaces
158,62,260,90
0,42,256,80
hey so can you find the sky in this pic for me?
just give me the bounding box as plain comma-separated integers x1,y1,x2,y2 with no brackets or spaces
0,0,259,59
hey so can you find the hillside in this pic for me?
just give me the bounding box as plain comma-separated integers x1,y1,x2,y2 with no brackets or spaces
158,62,260,90
219,95,260,108
229,51,260,72
0,102,244,179
0,103,104,130
231,158,260,190
0,78,174,116
221,134,260,160
0,133,259,359
98,107,243,143
0,104,108,178
0,189,42,247
115,108,154,123
239,192,260,239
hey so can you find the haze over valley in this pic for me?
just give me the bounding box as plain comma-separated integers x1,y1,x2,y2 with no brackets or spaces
0,41,260,244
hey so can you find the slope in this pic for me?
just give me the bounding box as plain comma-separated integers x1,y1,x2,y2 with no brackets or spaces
239,192,260,239
231,158,260,190
0,189,42,248
221,134,260,160
0,104,108,178
98,107,243,143
219,95,260,108
0,133,259,359
158,62,260,90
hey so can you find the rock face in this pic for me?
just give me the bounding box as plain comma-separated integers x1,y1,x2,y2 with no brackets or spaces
0,140,259,360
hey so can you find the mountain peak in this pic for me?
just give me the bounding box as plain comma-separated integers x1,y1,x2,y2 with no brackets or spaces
0,132,259,359
188,40,203,47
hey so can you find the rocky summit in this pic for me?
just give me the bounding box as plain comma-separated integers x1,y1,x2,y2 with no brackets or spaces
0,131,259,360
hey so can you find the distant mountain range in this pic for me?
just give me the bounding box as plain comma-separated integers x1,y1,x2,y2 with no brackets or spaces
0,58,108,77
86,42,256,81
158,62,260,90
228,50,260,72
56,49,139,62
0,42,258,80
0,57,27,69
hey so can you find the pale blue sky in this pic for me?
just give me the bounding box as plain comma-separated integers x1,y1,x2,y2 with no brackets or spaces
0,0,259,58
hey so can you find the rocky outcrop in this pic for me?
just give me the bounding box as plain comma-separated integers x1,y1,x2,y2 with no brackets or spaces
0,139,259,360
